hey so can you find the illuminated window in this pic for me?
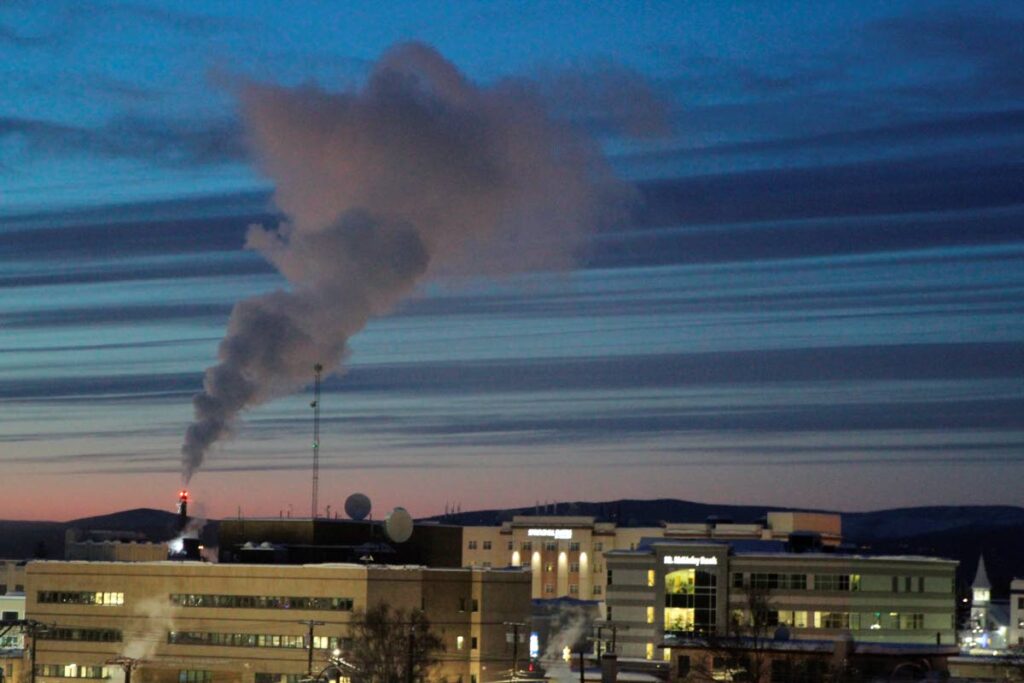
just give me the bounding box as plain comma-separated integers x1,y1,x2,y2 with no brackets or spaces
645,643,654,660
457,636,465,650
647,570,655,587
646,606,654,624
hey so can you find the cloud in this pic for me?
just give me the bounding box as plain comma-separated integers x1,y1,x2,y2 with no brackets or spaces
0,114,245,168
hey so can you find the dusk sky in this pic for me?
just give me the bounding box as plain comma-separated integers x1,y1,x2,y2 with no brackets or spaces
2,1,1023,521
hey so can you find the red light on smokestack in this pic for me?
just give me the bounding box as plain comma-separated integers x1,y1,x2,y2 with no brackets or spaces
179,490,189,502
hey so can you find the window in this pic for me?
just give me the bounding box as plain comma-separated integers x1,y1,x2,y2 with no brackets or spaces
594,542,603,551
569,542,580,552
647,570,655,587
899,613,924,630
904,576,912,592
507,541,514,551
892,576,899,592
544,541,557,551
645,643,654,660
471,599,479,613
732,573,744,588
471,637,478,650
777,611,808,628
1,611,17,621
39,628,121,643
457,636,465,650
14,585,23,593
544,584,554,595
570,562,579,573
0,585,5,595
459,598,467,612
522,542,532,552
168,594,353,611
545,563,554,573
168,632,338,650
569,584,578,595
813,575,857,591
482,541,492,550
467,541,477,550
918,577,925,593
38,591,124,606
592,586,602,596
815,612,850,629
607,570,613,585
1017,597,1024,609
647,606,655,624
179,671,212,683
606,606,613,621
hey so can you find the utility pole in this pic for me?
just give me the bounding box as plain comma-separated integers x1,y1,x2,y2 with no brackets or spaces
504,621,526,680
299,619,325,677
405,624,416,683
311,363,323,519
578,649,585,683
25,620,50,683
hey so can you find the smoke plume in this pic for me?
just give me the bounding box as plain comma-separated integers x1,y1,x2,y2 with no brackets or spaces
181,42,630,480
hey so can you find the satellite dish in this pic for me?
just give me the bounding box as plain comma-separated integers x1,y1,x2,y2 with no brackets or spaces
345,493,372,521
384,507,413,543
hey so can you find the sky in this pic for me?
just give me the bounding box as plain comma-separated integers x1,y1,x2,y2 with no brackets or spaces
1,0,1023,521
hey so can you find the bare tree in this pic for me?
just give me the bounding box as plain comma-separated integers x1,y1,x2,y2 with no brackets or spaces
338,604,444,683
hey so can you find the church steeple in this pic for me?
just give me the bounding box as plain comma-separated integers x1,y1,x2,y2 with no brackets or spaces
973,555,991,592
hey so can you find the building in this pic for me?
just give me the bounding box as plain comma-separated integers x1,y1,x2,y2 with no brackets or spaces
26,560,531,683
0,593,26,649
1010,578,1024,649
217,518,463,567
64,530,167,563
461,513,841,606
0,563,25,596
603,539,958,663
963,555,1011,652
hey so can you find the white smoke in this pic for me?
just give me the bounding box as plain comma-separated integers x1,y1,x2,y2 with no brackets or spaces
542,603,593,683
181,42,633,480
122,596,176,663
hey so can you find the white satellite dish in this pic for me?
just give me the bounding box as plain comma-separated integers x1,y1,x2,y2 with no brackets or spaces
384,507,413,543
345,493,372,521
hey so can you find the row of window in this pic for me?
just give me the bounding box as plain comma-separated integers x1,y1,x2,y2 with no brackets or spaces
541,584,602,595
732,573,948,593
38,628,122,642
36,664,110,679
0,585,24,595
167,631,342,650
169,593,353,611
38,591,124,606
729,610,935,630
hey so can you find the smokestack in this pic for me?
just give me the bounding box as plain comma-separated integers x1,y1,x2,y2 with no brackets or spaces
179,41,631,481
176,490,189,531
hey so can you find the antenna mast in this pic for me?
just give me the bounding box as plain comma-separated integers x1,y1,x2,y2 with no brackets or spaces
311,363,323,519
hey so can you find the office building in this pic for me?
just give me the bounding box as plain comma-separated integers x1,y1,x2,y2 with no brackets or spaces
26,560,531,683
603,539,958,662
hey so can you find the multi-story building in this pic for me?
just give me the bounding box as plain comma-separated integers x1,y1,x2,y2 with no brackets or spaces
0,562,25,596
26,561,531,683
1010,577,1024,649
461,513,841,606
0,593,26,649
603,539,958,662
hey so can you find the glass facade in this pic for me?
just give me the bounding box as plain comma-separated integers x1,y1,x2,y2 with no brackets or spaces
664,568,717,635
